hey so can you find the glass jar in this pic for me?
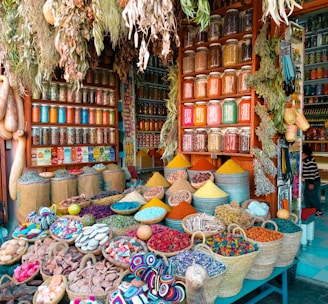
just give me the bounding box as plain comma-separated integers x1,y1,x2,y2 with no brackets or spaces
89,128,96,144
195,47,208,72
195,26,208,44
224,127,239,153
222,98,237,124
58,106,66,124
49,105,58,124
41,127,50,145
51,127,59,145
108,70,116,86
241,34,252,62
223,9,239,36
194,101,207,126
67,127,75,145
96,89,103,105
66,106,75,124
238,65,252,93
223,39,239,66
208,14,222,41
182,129,194,152
194,128,208,152
83,128,89,144
96,128,103,144
58,83,67,102
183,77,195,100
184,25,196,48
49,83,58,101
32,104,40,123
89,107,96,124
208,43,222,69
67,87,74,103
76,128,83,144
239,127,250,153
32,127,40,145
81,108,89,124
144,119,149,131
183,50,195,74
109,109,115,125
75,89,82,103
208,128,223,153
110,128,116,144
207,72,222,97
242,9,253,32
59,127,67,145
40,104,49,123
222,69,237,95
103,109,109,125
310,69,317,80
195,74,208,99
317,67,323,79
182,103,195,126
238,96,251,123
75,107,81,124
82,87,89,104
207,100,222,126
96,108,103,125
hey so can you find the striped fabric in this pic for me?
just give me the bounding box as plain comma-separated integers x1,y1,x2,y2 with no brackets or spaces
303,156,321,183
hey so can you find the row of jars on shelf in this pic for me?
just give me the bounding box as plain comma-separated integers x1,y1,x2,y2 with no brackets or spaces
182,96,251,126
183,35,252,73
137,119,166,132
33,82,116,106
32,126,116,146
305,50,328,65
141,69,169,85
183,65,251,100
137,86,169,101
305,66,328,80
32,104,116,125
182,127,251,154
305,32,328,48
304,83,328,96
304,106,328,119
183,9,253,48
137,102,167,116
137,133,161,148
305,96,328,104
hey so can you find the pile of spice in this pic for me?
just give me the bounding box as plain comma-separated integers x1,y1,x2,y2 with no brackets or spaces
140,197,171,212
111,201,140,212
53,169,70,178
166,154,191,168
216,159,245,174
167,178,195,193
79,204,114,219
200,232,259,256
166,201,198,220
106,163,122,170
264,218,302,233
119,190,147,205
193,180,228,198
144,172,170,188
99,214,139,230
135,207,167,222
190,157,217,171
245,227,283,242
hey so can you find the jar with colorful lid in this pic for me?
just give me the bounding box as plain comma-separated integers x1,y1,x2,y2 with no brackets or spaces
195,47,208,72
223,39,239,66
207,72,222,97
195,74,208,99
241,34,252,62
182,103,195,126
182,129,194,152
223,9,240,36
194,128,208,152
183,77,195,100
222,98,237,124
208,15,222,41
239,127,250,153
208,128,223,153
207,100,222,126
222,69,237,95
238,96,251,123
194,101,207,126
183,50,195,74
238,65,251,93
208,43,222,69
242,9,253,32
184,25,196,48
224,127,239,153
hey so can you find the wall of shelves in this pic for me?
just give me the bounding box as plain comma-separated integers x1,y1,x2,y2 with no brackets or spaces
25,68,119,168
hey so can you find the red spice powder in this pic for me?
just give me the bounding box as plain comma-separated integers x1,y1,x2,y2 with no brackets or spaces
190,157,217,171
166,201,198,220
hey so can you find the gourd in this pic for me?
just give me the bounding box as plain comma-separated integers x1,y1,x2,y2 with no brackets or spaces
137,225,153,241
43,0,55,25
0,120,13,140
4,88,18,133
0,75,9,120
277,209,290,220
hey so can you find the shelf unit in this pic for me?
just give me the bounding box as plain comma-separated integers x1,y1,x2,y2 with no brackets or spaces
25,68,119,168
298,8,328,152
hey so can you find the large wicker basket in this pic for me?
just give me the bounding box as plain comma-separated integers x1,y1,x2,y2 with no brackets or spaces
33,275,67,304
0,239,28,266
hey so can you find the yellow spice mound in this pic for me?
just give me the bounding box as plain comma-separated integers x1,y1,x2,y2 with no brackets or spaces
140,197,171,212
145,172,170,187
193,180,228,198
216,159,245,174
166,154,191,168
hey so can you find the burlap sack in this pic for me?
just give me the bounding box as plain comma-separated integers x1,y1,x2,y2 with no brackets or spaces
102,170,125,193
16,180,50,224
77,173,100,199
50,176,77,204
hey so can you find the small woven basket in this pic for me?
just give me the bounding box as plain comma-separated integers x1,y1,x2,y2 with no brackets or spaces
190,171,215,189
33,275,67,304
187,169,216,182
57,199,91,215
143,186,165,201
102,236,148,269
166,170,188,185
110,202,141,215
13,267,40,285
167,190,192,207
91,193,125,206
0,240,28,266
164,166,190,179
134,207,167,224
241,199,271,222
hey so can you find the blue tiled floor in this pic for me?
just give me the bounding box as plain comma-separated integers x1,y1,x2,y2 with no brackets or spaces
296,202,328,283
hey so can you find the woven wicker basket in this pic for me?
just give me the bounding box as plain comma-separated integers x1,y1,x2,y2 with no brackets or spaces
187,169,216,182
110,202,141,215
58,199,91,215
91,193,125,206
241,199,271,222
13,267,40,285
143,186,165,201
245,221,283,280
190,171,215,189
167,190,192,207
102,236,148,269
164,166,190,179
0,239,28,266
134,207,167,224
33,275,67,304
167,170,188,185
